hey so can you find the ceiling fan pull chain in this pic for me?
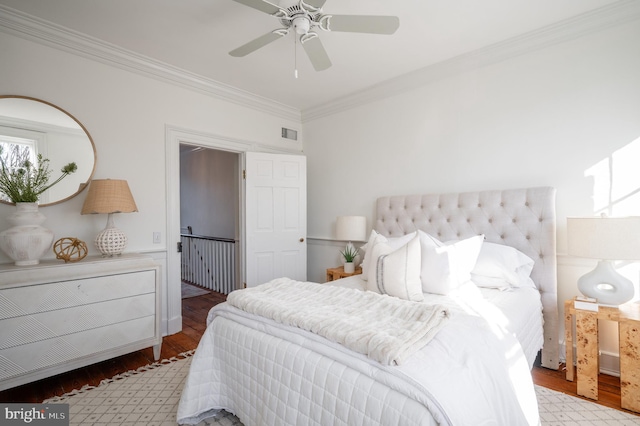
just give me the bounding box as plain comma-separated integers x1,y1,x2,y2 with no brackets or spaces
294,35,299,79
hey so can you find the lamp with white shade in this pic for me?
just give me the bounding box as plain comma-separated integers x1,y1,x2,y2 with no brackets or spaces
567,216,640,306
81,179,138,256
335,215,367,273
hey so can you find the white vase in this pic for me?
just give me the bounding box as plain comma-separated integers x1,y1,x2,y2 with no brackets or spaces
0,202,54,266
344,262,355,273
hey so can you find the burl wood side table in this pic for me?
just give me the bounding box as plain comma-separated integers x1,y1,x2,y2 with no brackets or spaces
325,266,362,282
564,299,640,413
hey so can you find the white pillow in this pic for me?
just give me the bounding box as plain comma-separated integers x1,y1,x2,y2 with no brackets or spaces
470,275,512,290
359,229,378,275
360,230,416,281
418,231,484,295
471,275,537,291
365,235,423,302
364,232,389,288
471,242,535,288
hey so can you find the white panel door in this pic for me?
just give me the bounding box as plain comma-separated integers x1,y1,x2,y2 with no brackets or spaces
245,152,306,287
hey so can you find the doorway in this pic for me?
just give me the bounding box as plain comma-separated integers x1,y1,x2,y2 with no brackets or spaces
179,145,240,296
165,126,248,335
165,126,307,336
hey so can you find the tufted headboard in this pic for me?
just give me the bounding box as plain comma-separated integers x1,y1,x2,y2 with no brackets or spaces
375,187,559,370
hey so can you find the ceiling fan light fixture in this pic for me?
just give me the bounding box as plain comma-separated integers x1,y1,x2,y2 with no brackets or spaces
292,16,310,34
230,0,400,72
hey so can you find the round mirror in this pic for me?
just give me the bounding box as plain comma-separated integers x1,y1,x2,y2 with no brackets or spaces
0,95,96,206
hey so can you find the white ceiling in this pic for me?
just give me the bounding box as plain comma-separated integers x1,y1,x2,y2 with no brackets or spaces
0,0,622,111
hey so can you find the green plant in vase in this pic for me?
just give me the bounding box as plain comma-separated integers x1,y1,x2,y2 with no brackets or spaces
340,243,359,273
0,144,77,265
0,145,77,203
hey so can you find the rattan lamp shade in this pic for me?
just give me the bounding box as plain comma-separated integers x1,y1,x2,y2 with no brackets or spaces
81,179,138,256
81,179,138,215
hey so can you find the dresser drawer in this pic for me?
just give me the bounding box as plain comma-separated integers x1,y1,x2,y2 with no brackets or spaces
0,270,155,320
0,316,156,381
0,293,155,350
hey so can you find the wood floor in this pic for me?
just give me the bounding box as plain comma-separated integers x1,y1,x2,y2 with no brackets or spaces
0,288,634,418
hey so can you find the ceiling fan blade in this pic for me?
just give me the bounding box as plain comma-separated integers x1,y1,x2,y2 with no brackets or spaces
301,34,331,71
303,0,327,9
229,30,287,57
324,15,399,34
231,0,281,15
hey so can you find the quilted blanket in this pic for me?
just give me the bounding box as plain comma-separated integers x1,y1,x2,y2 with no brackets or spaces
178,280,540,426
226,278,449,366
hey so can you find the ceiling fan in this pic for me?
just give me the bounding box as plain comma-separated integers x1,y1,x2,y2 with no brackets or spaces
229,0,400,72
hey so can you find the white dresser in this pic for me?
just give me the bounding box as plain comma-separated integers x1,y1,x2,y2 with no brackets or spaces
0,254,162,391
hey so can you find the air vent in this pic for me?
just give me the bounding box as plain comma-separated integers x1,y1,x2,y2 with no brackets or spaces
282,128,298,141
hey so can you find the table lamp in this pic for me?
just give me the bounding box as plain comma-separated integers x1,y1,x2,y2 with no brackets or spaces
336,215,367,272
567,215,640,305
336,215,367,243
81,179,138,256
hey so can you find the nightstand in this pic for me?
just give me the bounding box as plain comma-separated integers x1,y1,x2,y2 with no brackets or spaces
326,266,362,282
564,299,640,413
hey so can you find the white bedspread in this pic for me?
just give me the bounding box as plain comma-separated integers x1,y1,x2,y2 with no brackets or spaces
226,278,449,366
177,280,540,426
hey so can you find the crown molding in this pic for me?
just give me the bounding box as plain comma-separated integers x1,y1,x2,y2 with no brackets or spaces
0,5,301,122
301,0,640,123
2,2,638,125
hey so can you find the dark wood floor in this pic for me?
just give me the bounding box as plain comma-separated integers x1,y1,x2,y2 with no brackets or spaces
0,289,634,418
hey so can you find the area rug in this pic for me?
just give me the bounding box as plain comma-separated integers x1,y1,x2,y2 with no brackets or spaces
44,354,640,426
182,282,211,299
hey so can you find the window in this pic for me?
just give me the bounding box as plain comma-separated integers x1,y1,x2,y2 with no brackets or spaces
0,134,38,203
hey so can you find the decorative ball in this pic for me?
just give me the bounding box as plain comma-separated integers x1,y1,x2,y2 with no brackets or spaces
53,237,88,263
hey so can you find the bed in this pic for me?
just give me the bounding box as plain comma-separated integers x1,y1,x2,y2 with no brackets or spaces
177,186,559,426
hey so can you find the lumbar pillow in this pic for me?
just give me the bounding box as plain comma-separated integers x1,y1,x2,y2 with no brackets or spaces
418,231,484,295
366,235,423,302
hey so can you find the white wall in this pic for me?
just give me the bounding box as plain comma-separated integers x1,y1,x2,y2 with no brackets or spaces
303,20,640,366
0,32,302,334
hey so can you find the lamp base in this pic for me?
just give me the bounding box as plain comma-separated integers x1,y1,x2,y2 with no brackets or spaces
95,213,127,256
578,260,635,306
